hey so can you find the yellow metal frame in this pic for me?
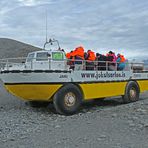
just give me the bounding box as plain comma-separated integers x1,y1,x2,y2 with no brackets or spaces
4,80,148,101
5,84,62,101
80,82,127,100
137,80,148,93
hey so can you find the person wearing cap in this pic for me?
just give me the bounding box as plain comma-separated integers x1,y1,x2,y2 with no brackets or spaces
116,53,126,70
106,51,117,70
85,50,96,61
66,51,75,69
106,51,117,62
71,46,84,64
66,52,71,59
96,53,107,70
85,50,96,70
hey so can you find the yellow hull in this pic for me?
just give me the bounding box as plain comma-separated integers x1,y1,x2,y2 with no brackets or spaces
5,82,127,101
5,84,62,101
4,80,148,101
137,80,148,92
80,82,127,99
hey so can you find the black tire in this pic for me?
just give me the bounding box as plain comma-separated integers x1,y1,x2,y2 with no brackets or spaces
53,84,83,115
122,81,140,103
28,101,49,108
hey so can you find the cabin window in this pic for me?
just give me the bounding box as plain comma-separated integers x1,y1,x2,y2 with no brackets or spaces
36,52,48,61
26,53,35,62
52,52,64,60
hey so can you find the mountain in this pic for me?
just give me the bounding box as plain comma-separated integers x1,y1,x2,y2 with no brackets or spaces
143,60,148,70
143,60,148,63
0,38,42,59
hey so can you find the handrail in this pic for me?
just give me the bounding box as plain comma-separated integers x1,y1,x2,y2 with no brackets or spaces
0,57,27,61
0,57,146,72
43,38,61,50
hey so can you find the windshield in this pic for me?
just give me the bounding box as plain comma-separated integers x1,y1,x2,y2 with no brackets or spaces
52,52,64,60
36,52,48,61
26,53,35,62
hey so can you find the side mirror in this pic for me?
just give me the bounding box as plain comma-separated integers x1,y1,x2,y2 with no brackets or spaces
47,53,51,57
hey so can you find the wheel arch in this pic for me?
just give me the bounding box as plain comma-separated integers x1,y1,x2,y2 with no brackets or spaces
127,80,140,93
122,80,140,103
72,83,85,100
50,82,84,101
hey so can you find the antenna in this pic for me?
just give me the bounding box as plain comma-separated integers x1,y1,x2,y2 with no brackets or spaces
45,10,48,43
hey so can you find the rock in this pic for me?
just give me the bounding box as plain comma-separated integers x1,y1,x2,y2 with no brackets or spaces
55,125,61,129
97,137,102,141
86,121,91,125
127,120,133,124
138,124,143,129
1,139,7,142
115,143,122,148
112,113,117,118
144,124,148,128
0,106,3,110
129,123,135,127
55,140,61,145
9,138,15,141
99,135,106,139
87,111,92,114
136,108,147,114
132,116,139,120
20,135,27,139
132,128,137,132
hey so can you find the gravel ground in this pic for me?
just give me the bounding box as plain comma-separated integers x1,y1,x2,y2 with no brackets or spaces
0,81,148,148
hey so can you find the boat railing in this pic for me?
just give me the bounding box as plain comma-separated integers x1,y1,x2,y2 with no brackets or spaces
0,57,147,72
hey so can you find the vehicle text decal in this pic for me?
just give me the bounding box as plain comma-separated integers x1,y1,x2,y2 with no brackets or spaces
81,72,126,79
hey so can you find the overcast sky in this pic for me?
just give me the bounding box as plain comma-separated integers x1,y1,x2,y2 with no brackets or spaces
0,0,148,59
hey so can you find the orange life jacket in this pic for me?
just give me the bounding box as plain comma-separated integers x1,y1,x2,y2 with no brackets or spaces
71,46,84,60
66,53,71,59
87,50,96,61
119,55,125,63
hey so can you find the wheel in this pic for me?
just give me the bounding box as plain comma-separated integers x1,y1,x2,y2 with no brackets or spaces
28,101,49,108
53,84,83,115
122,81,139,103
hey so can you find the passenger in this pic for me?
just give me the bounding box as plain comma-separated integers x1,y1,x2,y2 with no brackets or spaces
106,51,117,71
71,46,84,64
66,52,71,59
112,52,117,63
106,51,116,62
86,50,96,61
116,53,126,71
84,52,88,60
96,53,107,70
85,50,96,70
66,51,74,69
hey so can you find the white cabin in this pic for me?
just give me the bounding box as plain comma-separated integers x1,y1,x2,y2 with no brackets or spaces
25,50,68,70
4,50,68,71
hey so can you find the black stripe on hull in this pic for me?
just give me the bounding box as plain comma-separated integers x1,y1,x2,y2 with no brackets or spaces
4,80,128,85
4,79,148,85
1,70,71,74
